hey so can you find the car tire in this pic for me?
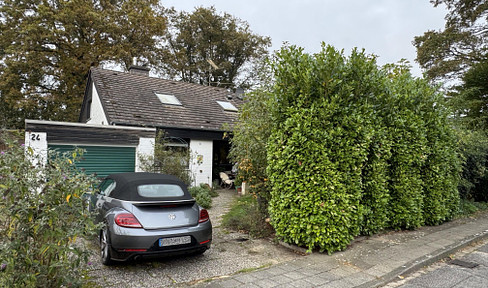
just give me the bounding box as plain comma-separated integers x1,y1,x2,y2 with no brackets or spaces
100,228,114,265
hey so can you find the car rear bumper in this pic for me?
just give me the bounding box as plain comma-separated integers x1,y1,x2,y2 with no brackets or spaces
108,220,212,261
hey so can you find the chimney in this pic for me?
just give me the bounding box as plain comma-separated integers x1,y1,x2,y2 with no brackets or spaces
129,65,150,76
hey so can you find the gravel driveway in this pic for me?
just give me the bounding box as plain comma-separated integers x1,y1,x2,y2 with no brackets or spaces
85,189,302,287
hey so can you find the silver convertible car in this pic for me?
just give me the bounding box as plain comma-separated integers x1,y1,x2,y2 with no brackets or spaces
90,172,212,265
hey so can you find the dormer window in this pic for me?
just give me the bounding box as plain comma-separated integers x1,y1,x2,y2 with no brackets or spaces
216,101,238,112
155,93,182,106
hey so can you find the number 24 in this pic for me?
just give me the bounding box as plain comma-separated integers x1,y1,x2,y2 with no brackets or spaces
31,134,41,141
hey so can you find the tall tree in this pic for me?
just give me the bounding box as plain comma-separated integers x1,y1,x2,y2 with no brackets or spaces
0,0,167,128
160,6,271,90
413,0,488,84
451,61,488,129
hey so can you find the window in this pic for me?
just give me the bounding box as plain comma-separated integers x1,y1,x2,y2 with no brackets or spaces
137,184,185,198
155,93,182,106
216,101,238,112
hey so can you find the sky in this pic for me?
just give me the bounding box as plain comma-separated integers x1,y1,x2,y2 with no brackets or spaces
161,0,448,77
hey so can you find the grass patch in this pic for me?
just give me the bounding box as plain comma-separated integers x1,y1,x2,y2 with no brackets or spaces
236,264,272,274
221,195,274,238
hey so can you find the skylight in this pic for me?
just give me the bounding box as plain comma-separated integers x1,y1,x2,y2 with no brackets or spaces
155,93,182,106
217,101,238,112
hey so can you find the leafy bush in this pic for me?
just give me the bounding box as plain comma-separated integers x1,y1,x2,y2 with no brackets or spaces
266,45,460,253
222,195,274,238
0,132,98,287
229,87,273,207
188,183,217,209
456,129,488,202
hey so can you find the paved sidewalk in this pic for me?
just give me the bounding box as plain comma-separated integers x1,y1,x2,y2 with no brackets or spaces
195,212,488,288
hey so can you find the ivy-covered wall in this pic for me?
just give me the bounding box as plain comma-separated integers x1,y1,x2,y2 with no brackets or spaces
266,45,460,253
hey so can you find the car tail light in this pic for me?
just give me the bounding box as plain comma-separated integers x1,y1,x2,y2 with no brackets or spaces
199,208,209,223
115,213,143,228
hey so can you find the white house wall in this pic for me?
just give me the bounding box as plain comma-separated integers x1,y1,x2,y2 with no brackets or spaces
87,83,109,125
189,140,213,187
136,137,155,172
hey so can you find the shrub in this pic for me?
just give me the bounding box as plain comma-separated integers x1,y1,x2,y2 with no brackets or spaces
188,183,215,209
456,129,488,202
0,132,98,287
266,45,460,253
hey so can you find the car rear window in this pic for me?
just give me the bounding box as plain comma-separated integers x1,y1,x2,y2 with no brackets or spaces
137,184,185,198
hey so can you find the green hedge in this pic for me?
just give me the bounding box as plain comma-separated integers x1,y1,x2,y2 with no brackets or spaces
267,45,460,252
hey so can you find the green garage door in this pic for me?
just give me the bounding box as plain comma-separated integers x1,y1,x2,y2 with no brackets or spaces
49,145,136,178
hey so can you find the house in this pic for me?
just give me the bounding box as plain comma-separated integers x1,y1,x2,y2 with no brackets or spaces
26,66,242,185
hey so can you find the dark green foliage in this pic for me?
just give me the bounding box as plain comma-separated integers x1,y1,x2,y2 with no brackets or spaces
414,0,488,85
0,132,98,287
161,6,271,90
0,0,167,128
458,199,488,216
188,183,216,209
266,44,460,253
457,129,488,201
451,61,488,130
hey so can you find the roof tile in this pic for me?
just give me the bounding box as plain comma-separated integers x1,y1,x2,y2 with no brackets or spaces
90,67,243,131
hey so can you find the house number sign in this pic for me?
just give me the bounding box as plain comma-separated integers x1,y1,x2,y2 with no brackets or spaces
30,133,42,141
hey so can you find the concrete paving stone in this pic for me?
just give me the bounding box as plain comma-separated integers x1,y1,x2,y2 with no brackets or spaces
278,262,303,272
452,275,488,288
407,266,471,288
345,258,375,270
477,243,488,253
254,278,280,288
343,271,377,286
411,245,443,259
364,263,396,278
471,265,488,280
292,258,318,269
232,273,261,284
461,251,488,266
264,266,287,276
429,238,456,248
308,258,342,271
307,272,341,285
268,274,293,285
398,283,425,288
317,279,356,288
289,279,317,288
211,278,244,288
250,269,276,280
295,266,327,276
328,265,361,278
281,270,307,280
389,249,419,263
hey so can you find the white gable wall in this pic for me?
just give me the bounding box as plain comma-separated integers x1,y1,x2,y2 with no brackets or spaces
189,140,213,187
87,83,109,125
136,137,155,172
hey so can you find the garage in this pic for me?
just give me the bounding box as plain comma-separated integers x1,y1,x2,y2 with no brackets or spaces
25,120,155,177
48,144,136,178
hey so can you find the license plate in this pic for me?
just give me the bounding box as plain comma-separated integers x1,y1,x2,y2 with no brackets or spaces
159,236,191,247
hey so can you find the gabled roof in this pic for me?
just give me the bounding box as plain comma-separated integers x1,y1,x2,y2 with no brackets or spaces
81,67,243,131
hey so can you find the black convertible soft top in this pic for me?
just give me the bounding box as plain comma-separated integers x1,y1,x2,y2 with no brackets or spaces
105,172,193,202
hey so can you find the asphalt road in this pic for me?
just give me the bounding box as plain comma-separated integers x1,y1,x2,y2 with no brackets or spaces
383,238,488,288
